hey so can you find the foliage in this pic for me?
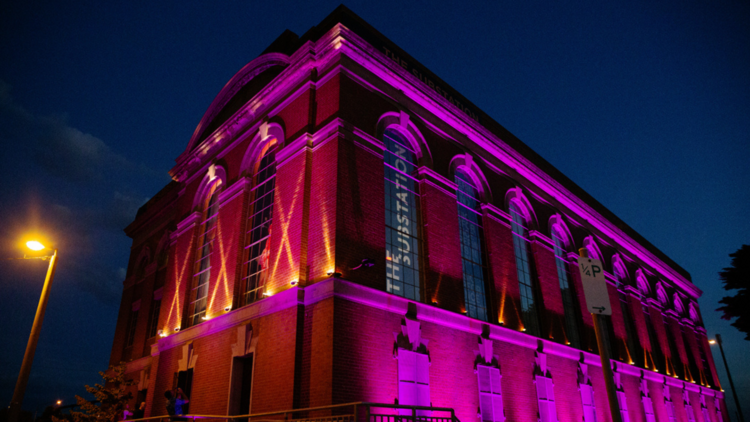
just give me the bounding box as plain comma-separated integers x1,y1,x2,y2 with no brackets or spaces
52,363,134,422
717,244,750,341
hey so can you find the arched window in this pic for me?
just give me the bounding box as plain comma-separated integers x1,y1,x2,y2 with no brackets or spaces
455,168,488,321
188,188,221,326
242,145,277,305
384,129,422,301
551,226,581,348
509,201,540,336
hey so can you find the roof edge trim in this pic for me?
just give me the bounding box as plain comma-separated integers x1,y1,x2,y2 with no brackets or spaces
182,52,291,155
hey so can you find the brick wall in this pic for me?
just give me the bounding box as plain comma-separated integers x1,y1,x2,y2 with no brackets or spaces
569,262,597,353
334,136,386,291
628,297,651,368
306,136,338,284
547,354,582,422
206,194,243,316
268,150,309,293
332,298,399,405
531,242,565,343
419,182,464,313
251,305,299,412
496,341,538,422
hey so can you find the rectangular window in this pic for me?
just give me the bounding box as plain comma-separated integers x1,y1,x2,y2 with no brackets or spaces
714,397,724,422
642,394,656,422
397,349,430,416
580,383,597,422
701,402,711,422
665,389,676,422
616,390,630,422
174,368,194,414
477,365,504,422
535,375,557,422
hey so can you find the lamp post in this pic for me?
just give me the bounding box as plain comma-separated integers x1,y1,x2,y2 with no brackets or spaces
8,241,58,422
710,334,744,422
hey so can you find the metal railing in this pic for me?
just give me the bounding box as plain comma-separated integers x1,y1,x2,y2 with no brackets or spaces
126,402,458,422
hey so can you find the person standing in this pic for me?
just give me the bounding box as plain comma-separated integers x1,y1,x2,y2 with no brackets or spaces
174,388,190,416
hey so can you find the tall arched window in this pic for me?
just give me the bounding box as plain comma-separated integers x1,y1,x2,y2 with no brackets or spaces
551,226,581,347
455,168,488,321
242,145,277,305
509,201,540,336
384,129,422,301
189,188,220,326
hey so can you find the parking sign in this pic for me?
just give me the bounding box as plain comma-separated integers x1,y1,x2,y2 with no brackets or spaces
577,257,611,315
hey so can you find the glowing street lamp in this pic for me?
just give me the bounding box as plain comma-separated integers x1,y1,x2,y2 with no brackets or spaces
8,240,59,422
709,334,745,422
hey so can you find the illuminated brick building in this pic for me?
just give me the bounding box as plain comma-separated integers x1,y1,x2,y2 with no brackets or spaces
110,6,728,422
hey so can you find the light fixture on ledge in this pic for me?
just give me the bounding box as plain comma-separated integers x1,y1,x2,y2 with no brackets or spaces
224,305,232,312
174,327,180,332
290,280,298,286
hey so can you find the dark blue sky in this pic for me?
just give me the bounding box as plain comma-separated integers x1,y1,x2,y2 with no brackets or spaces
1,0,748,418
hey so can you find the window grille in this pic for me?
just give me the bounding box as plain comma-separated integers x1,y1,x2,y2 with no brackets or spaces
535,374,557,422
188,190,220,326
455,169,488,321
384,129,422,301
242,146,277,305
552,229,581,347
477,365,504,422
509,202,540,336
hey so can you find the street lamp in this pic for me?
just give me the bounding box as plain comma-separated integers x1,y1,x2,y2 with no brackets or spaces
8,241,59,422
710,334,745,422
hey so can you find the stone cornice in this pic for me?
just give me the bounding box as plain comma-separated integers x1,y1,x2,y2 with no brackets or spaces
171,212,201,243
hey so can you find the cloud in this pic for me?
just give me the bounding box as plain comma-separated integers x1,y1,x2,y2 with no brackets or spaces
0,80,156,305
100,191,150,230
0,79,158,183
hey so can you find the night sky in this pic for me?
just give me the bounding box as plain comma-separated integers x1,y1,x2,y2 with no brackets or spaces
1,1,748,419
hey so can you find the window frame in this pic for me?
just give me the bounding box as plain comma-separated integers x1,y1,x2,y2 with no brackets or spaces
476,364,504,422
384,129,424,302
509,201,541,337
455,168,489,321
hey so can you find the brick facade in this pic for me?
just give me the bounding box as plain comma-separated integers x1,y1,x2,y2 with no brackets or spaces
110,6,726,422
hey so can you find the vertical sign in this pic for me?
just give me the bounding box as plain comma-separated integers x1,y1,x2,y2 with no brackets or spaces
577,257,611,315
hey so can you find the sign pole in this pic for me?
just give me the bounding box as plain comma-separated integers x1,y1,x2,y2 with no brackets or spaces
578,248,622,422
